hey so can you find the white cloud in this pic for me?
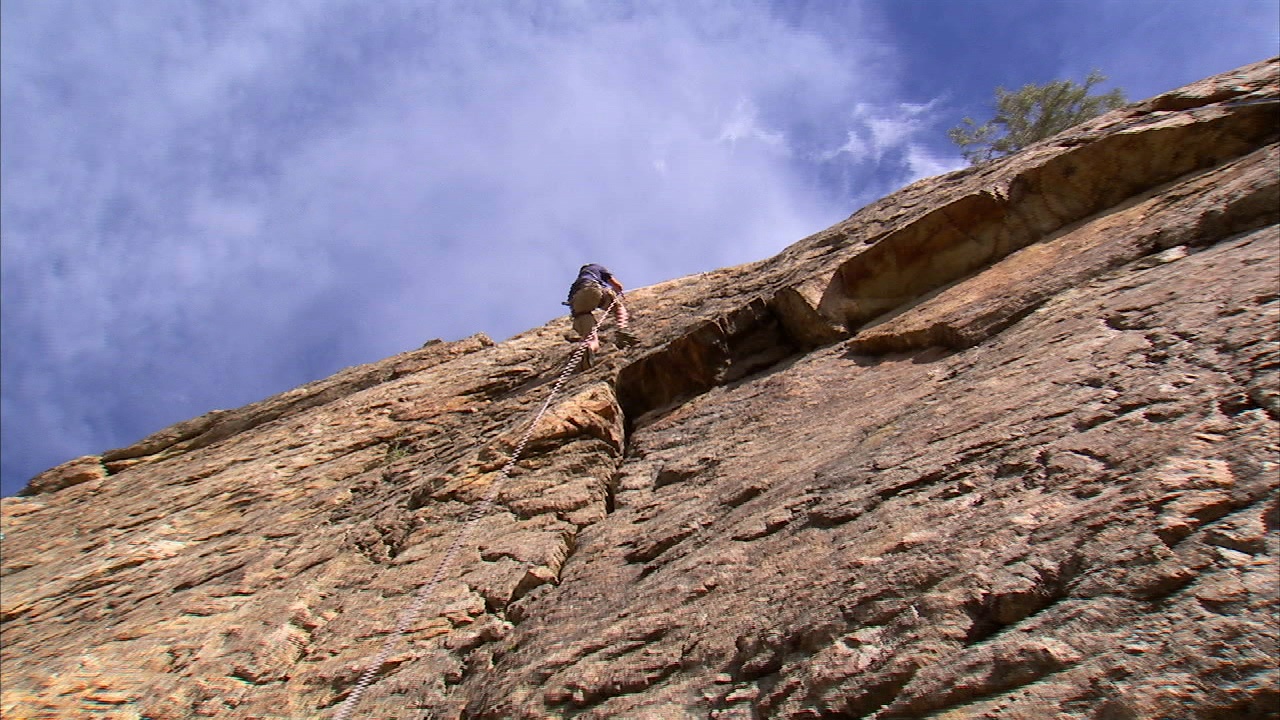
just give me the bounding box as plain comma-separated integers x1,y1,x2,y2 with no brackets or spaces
718,99,788,150
815,97,963,208
189,196,265,240
905,143,965,181
1,0,897,492
826,99,941,164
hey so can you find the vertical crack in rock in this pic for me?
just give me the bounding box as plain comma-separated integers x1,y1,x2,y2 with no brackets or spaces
383,379,635,716
616,296,807,424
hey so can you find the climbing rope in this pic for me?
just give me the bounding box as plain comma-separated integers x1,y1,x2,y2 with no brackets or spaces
331,295,623,720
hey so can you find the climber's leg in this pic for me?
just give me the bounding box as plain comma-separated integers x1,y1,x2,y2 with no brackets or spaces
569,285,604,353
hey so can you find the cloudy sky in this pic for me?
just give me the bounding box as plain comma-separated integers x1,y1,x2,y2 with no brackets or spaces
2,0,1276,496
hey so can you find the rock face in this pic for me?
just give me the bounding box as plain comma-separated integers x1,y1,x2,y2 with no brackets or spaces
3,59,1277,720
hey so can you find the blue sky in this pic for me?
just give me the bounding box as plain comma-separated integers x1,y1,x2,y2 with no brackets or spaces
2,0,1276,496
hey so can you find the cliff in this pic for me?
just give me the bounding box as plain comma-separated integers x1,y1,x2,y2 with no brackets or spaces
3,58,1278,720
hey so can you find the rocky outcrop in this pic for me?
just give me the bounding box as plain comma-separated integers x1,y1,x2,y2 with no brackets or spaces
2,58,1277,720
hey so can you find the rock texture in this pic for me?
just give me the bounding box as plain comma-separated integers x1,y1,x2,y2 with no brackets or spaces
3,58,1278,720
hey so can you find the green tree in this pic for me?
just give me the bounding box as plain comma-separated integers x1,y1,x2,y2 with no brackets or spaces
948,70,1127,164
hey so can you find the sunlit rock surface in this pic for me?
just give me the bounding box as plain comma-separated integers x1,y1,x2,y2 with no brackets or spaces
3,57,1277,720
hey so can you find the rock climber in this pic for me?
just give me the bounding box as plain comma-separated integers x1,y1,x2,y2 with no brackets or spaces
564,263,638,361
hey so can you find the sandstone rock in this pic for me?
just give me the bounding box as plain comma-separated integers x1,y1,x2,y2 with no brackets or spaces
2,58,1277,720
19,454,106,496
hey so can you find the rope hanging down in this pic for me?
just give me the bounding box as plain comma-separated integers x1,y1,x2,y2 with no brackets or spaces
331,295,622,720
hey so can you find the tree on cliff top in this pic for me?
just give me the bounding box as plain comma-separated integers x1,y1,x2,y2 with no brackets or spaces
949,70,1127,164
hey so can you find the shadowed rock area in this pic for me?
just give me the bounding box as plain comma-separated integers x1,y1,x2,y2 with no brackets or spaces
3,58,1277,720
